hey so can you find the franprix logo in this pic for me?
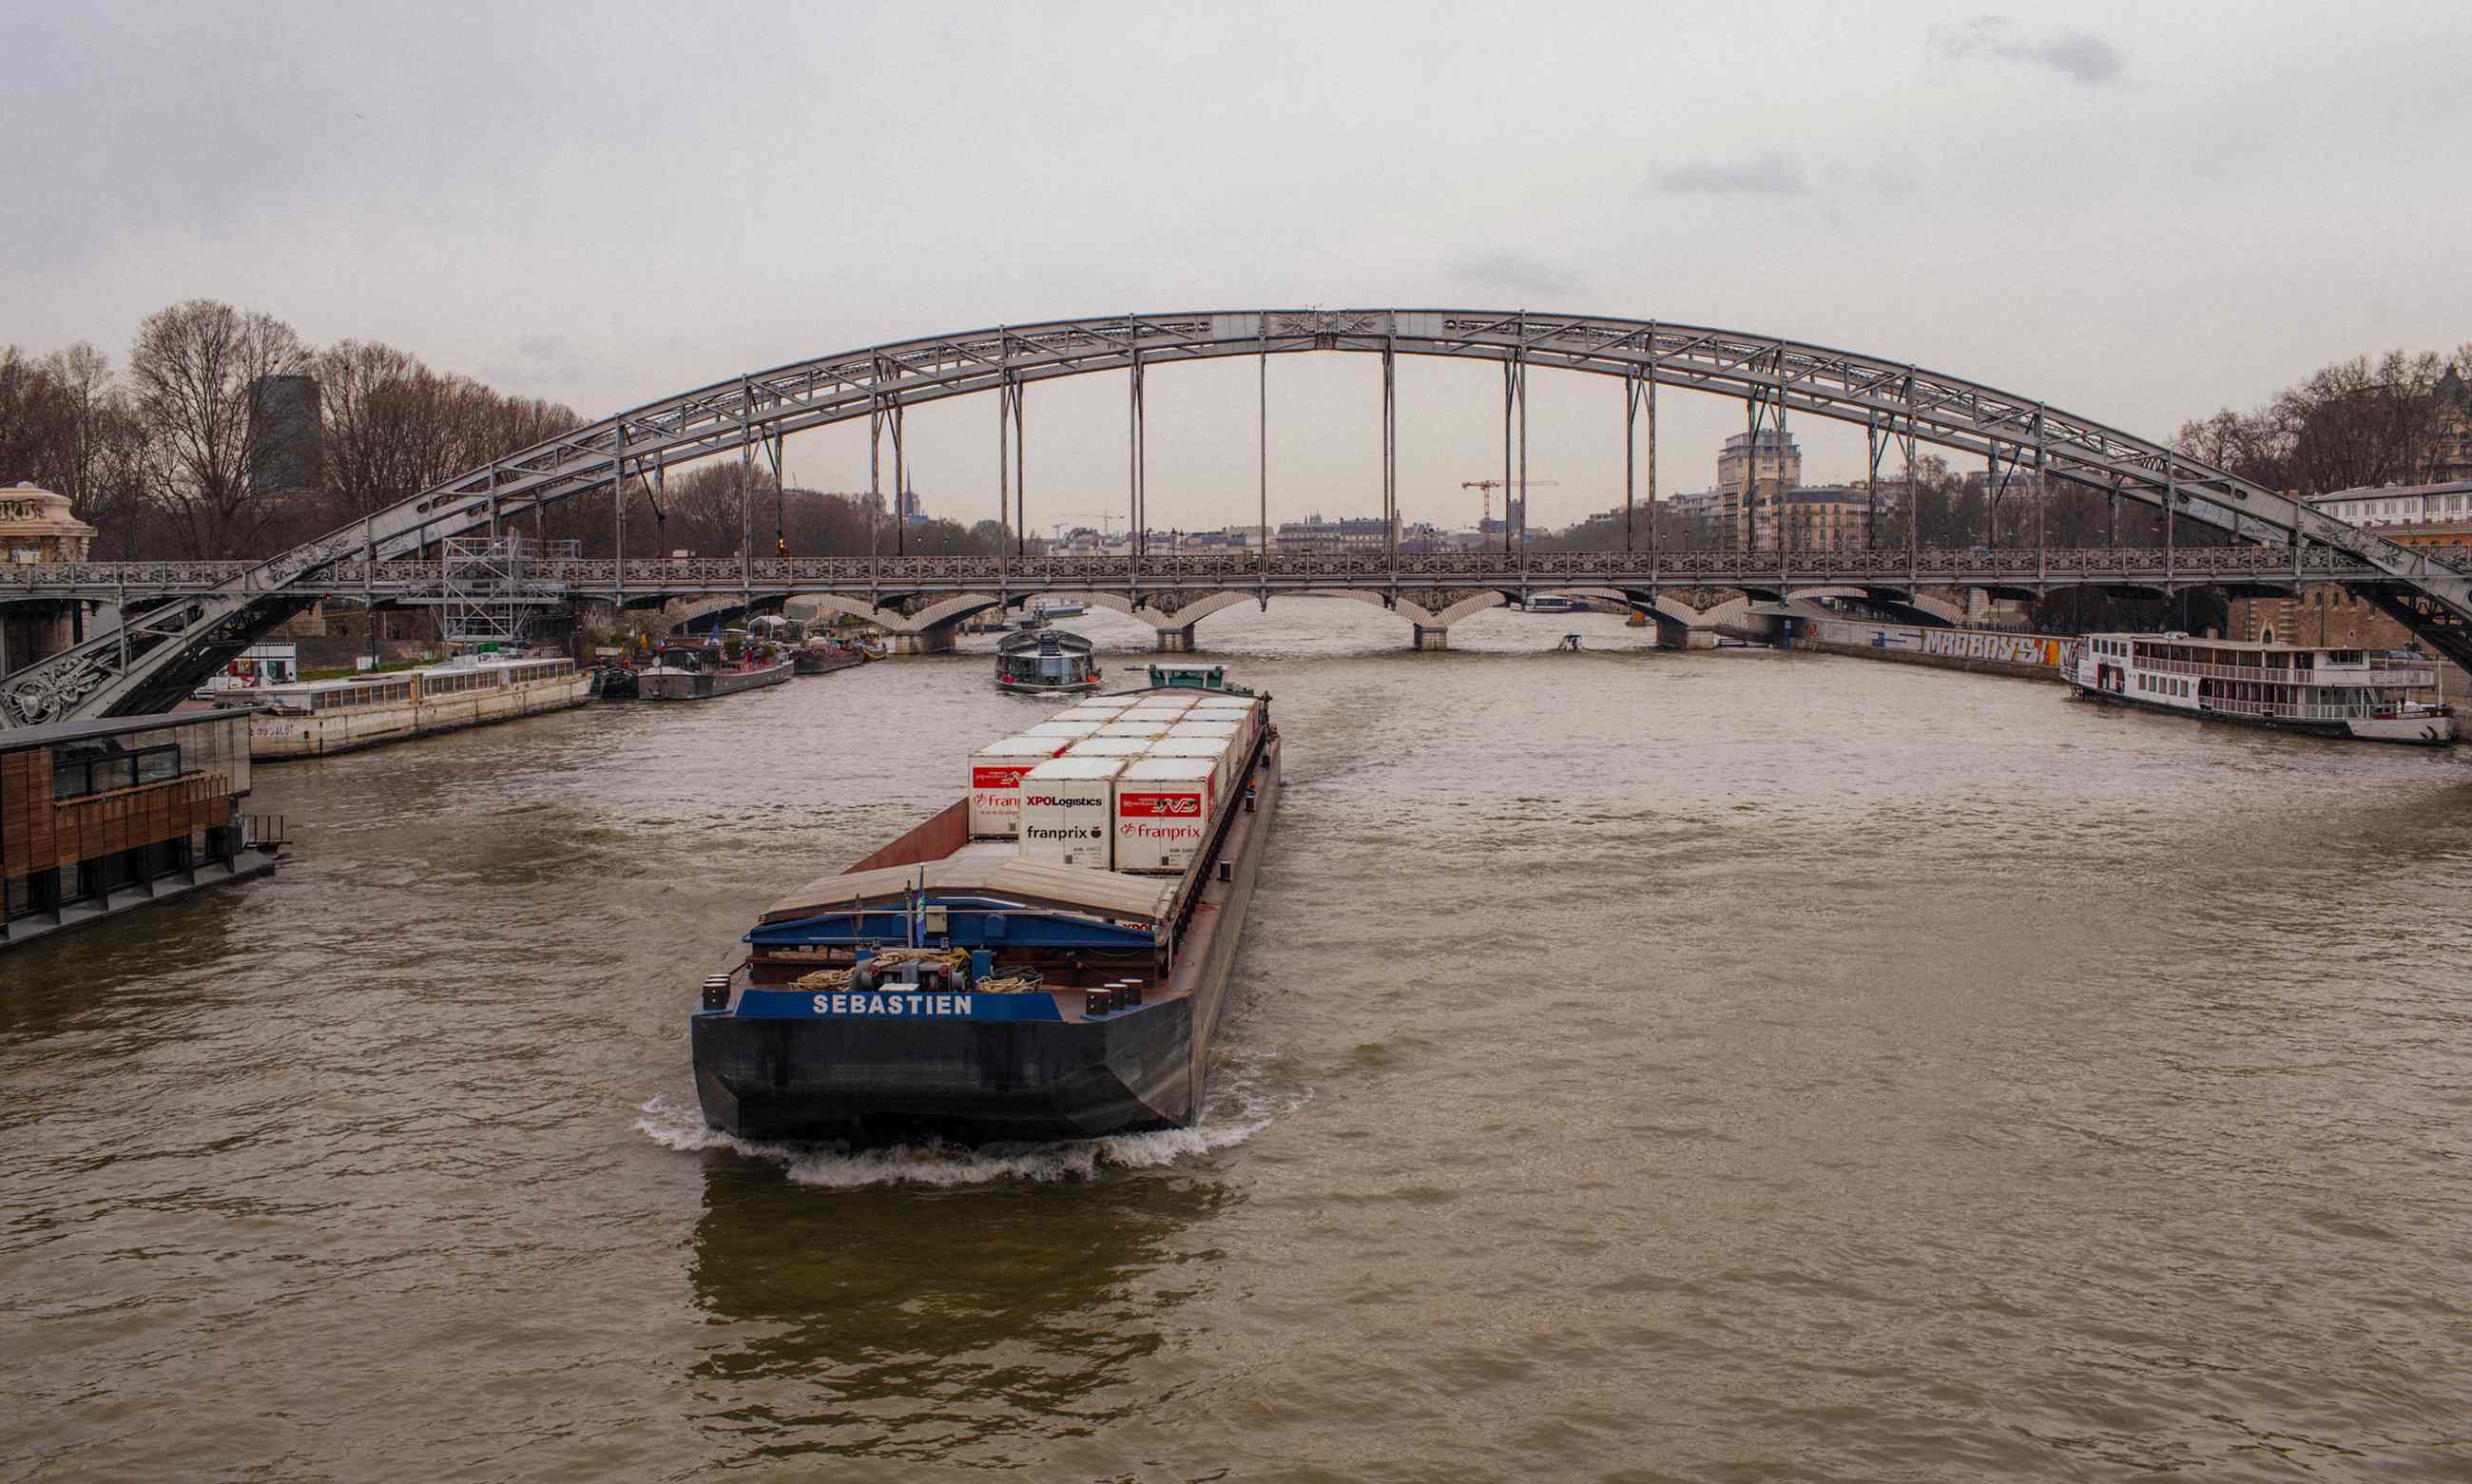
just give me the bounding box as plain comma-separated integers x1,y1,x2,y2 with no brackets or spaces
1119,792,1203,818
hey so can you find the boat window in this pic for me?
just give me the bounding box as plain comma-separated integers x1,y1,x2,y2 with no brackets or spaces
50,742,183,800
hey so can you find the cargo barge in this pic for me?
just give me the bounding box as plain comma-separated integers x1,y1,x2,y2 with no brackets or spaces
640,646,794,701
2068,632,2456,744
690,684,1279,1145
216,654,590,761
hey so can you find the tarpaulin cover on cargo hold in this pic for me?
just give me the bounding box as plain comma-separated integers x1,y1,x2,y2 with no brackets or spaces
759,842,1175,928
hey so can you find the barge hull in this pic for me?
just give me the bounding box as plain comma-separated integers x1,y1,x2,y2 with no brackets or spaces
640,663,794,701
2072,684,2455,745
691,999,1195,1143
249,675,592,761
692,726,1282,1145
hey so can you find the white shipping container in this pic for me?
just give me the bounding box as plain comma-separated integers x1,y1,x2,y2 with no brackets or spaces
1018,758,1124,870
969,735,1070,837
1026,720,1104,740
1145,736,1234,800
1187,698,1258,744
1166,720,1241,742
1096,721,1168,739
1065,737,1151,760
1123,697,1193,714
1114,758,1216,874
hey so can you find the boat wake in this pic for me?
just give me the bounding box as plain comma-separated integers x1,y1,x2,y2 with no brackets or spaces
634,1059,1302,1188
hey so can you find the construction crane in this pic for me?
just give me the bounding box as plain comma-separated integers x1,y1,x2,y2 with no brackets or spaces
1460,478,1558,528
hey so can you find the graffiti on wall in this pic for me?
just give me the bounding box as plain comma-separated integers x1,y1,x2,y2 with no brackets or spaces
1813,620,2066,668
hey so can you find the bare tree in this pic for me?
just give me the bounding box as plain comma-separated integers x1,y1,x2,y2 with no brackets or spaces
2275,351,2444,494
127,299,310,557
0,346,74,491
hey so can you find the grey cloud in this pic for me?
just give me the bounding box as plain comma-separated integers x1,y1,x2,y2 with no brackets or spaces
1451,251,1579,299
1648,151,1807,197
482,334,612,402
1929,17,2125,85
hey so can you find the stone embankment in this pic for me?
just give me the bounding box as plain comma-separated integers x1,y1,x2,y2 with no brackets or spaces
1796,619,2069,684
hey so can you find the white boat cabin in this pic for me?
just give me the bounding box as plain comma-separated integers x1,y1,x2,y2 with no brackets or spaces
2070,632,2453,743
241,655,578,716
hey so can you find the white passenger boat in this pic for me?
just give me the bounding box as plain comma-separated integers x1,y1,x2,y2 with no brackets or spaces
219,654,592,760
2067,633,2456,745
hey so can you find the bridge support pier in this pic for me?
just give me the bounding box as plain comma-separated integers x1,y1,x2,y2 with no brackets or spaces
1154,625,1198,653
885,627,955,656
1412,624,1448,651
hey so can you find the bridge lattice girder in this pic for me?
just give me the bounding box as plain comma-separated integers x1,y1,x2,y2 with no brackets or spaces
6,309,2469,725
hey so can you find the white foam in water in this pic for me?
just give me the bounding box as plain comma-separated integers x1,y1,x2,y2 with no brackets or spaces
634,1061,1300,1188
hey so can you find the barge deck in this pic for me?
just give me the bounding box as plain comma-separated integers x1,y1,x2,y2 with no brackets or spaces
691,689,1280,1144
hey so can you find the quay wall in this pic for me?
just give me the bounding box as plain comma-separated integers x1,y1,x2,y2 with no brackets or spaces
1797,620,2070,684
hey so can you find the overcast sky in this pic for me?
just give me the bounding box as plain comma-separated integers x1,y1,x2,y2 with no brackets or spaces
8,0,2468,534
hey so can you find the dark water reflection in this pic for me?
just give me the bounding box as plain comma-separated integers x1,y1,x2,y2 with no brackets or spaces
687,1159,1231,1471
3,599,2469,1481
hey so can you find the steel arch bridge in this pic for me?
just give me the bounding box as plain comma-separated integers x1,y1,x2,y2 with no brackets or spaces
5,308,2468,725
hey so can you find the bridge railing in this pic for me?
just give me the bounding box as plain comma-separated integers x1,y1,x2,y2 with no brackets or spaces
0,545,2394,596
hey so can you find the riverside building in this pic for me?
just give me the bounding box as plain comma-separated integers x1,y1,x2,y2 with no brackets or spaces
2,709,280,951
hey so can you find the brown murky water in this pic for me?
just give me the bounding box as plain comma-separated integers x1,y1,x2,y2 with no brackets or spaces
5,601,2470,1481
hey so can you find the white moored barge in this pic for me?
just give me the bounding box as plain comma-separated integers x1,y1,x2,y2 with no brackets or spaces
2068,632,2456,745
224,654,592,760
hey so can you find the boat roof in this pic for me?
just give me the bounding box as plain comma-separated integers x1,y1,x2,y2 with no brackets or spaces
1000,628,1094,652
0,706,252,752
2093,632,2376,655
763,841,1174,928
243,653,569,697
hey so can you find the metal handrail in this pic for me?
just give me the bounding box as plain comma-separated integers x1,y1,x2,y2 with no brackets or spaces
2133,654,2438,688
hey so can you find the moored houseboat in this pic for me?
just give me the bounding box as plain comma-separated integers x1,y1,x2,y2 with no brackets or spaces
995,628,1102,693
639,644,795,701
690,681,1280,1145
792,639,870,677
2068,632,2456,745
223,653,592,760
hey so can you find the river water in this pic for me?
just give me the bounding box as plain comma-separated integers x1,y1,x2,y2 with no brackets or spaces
5,601,2469,1482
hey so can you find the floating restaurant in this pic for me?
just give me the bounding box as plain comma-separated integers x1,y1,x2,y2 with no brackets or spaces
2,709,282,952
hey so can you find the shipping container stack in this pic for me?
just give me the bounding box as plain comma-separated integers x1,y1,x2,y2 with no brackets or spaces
957,690,1266,876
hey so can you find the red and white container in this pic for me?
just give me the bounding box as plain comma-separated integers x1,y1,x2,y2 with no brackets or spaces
969,735,1069,837
1146,736,1234,799
1113,758,1216,874
1017,758,1125,870
1096,720,1168,740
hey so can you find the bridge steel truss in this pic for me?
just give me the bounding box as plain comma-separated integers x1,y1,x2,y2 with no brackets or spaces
5,309,2468,726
